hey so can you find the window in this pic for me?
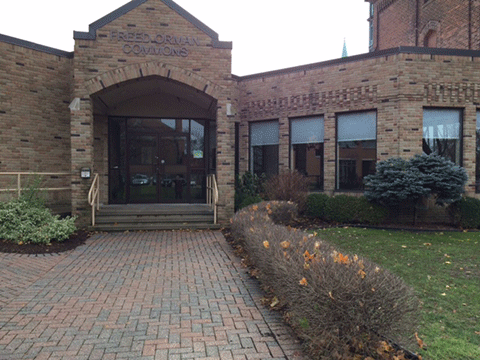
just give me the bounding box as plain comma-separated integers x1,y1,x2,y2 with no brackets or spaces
250,121,279,177
337,111,377,190
423,108,461,164
476,112,480,192
291,117,324,191
424,30,437,47
369,21,374,47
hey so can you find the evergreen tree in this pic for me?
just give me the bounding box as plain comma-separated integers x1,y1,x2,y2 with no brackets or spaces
364,154,468,224
363,157,429,207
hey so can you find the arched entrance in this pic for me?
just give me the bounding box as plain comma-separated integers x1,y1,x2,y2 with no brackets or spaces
89,70,218,205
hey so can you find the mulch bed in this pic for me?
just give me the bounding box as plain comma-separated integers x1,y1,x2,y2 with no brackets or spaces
1,216,469,256
0,230,90,255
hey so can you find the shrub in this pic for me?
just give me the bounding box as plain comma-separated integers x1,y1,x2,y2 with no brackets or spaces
450,197,480,229
263,171,309,213
305,193,329,219
0,198,77,245
324,195,359,223
231,202,419,359
364,157,429,208
408,153,468,205
355,196,389,225
235,172,265,211
237,194,263,210
364,154,468,224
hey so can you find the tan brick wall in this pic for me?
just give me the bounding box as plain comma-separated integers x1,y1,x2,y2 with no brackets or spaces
237,52,480,199
0,42,72,173
0,41,73,209
70,0,235,224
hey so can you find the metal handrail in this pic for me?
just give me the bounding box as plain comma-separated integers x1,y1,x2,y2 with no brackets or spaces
88,173,100,226
206,174,219,225
0,172,70,197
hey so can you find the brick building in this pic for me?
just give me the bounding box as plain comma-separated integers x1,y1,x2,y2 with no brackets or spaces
367,0,480,52
1,0,480,226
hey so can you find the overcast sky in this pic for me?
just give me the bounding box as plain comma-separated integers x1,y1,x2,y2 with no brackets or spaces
0,0,370,76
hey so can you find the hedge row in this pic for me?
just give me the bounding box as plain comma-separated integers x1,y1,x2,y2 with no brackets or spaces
306,194,480,229
306,194,389,225
450,197,480,229
231,201,419,359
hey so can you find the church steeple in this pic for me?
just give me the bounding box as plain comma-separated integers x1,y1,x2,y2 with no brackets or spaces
342,38,348,58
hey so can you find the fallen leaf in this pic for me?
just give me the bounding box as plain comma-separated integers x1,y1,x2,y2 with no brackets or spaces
280,241,290,249
263,241,269,249
270,296,279,308
299,277,308,286
415,332,426,349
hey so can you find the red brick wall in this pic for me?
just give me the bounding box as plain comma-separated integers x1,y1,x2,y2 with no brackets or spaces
370,0,480,51
377,0,417,50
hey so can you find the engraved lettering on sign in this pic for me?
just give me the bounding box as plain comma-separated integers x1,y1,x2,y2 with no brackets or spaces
110,31,200,57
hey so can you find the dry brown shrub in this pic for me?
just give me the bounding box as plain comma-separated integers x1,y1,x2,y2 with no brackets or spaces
263,171,309,213
231,201,420,359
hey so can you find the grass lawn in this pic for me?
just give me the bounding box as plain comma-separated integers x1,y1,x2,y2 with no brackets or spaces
315,227,480,360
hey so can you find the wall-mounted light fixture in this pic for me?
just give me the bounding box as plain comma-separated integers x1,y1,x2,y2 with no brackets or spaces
80,167,91,179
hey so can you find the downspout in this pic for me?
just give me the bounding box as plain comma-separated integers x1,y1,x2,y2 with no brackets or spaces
468,0,472,49
415,0,420,46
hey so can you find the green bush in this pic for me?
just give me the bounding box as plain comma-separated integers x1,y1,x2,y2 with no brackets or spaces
0,198,77,245
230,202,419,359
305,193,329,218
451,197,480,229
324,195,359,223
237,194,263,210
355,196,389,225
235,172,265,211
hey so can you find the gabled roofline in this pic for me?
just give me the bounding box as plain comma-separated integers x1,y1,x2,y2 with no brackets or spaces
74,0,232,49
237,46,480,80
0,33,74,58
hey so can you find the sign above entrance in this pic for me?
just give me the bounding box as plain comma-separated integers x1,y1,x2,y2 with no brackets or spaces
110,31,200,57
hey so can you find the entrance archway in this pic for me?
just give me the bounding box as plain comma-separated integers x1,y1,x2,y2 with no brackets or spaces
87,65,220,205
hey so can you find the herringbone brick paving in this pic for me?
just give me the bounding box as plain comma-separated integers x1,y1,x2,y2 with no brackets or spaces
0,231,305,359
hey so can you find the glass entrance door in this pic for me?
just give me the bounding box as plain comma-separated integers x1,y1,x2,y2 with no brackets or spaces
158,134,188,202
127,133,189,203
109,117,211,204
128,134,158,203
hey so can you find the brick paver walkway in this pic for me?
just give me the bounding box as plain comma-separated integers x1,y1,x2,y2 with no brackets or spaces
0,231,305,359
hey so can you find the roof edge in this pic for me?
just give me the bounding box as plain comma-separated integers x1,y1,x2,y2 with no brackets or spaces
238,46,480,80
74,0,223,44
0,33,74,58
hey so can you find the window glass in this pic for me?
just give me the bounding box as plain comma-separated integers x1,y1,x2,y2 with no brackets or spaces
476,112,480,192
291,117,324,190
423,108,461,164
250,121,279,176
337,112,377,190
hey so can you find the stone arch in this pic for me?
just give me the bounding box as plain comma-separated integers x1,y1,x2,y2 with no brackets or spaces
84,61,224,100
419,21,441,48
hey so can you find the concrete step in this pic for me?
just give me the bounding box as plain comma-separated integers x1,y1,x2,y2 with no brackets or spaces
92,204,217,232
95,215,214,224
92,222,222,232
